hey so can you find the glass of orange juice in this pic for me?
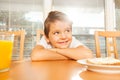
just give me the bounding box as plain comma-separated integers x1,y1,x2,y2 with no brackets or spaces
0,33,14,72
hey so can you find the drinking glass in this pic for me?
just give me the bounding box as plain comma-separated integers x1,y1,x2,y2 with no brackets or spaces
0,33,14,72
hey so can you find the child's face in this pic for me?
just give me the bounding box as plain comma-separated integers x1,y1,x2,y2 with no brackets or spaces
46,20,72,48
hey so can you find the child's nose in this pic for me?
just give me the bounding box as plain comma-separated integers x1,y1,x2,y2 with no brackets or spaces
60,33,66,39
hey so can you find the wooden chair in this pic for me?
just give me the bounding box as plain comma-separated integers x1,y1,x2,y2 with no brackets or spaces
0,30,25,61
94,31,120,59
36,29,44,44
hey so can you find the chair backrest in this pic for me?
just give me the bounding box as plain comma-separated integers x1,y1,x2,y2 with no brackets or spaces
94,31,120,59
0,30,25,61
36,29,44,44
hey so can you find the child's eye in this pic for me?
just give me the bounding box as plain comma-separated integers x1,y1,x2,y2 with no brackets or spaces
65,29,71,33
54,32,60,35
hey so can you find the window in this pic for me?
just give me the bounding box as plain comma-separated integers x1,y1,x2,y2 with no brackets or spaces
0,0,44,57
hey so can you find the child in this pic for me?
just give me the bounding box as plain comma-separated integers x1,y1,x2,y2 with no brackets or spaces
31,11,93,61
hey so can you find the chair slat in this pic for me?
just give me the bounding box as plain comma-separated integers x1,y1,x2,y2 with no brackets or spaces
94,31,120,59
36,30,44,45
0,30,25,61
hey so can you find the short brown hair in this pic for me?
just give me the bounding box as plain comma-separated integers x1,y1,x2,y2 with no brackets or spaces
44,11,72,38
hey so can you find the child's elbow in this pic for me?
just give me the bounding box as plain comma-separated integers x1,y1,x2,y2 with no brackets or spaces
31,54,38,61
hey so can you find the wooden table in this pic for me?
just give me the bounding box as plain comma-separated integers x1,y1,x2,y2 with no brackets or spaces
0,60,120,80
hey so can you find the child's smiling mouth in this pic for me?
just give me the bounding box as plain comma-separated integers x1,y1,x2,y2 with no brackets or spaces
57,41,69,45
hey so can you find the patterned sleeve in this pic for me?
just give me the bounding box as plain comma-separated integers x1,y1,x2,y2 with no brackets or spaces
37,36,52,48
69,37,85,48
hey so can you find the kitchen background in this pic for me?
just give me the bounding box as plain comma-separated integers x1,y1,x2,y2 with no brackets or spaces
0,0,120,59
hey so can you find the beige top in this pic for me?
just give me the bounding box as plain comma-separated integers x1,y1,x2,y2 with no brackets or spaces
37,36,84,48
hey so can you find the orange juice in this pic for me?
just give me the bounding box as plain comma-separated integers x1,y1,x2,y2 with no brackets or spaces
0,40,13,71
